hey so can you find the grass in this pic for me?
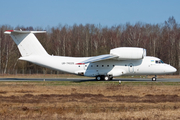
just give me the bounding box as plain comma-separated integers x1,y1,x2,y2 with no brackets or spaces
0,80,179,119
0,74,180,119
1,80,180,86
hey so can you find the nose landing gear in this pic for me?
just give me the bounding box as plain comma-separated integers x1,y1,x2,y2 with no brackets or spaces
152,75,157,81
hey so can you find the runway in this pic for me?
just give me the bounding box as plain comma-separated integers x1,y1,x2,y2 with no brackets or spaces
0,78,179,82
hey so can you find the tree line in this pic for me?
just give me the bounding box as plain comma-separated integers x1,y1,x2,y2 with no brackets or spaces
0,17,179,74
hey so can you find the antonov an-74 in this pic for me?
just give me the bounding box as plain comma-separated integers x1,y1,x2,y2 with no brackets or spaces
4,30,177,81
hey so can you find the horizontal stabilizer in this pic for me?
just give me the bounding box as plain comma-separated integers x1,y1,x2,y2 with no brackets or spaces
4,30,46,34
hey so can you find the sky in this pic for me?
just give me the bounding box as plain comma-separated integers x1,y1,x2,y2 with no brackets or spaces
0,0,180,29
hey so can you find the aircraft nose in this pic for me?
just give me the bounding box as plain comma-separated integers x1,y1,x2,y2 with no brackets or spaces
168,66,177,73
172,66,177,73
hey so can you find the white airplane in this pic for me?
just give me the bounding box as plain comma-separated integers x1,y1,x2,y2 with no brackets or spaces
4,30,177,81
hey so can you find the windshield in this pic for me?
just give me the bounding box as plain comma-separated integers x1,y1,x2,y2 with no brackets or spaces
155,60,164,64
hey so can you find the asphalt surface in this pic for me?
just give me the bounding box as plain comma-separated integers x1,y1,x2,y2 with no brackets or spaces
0,78,179,82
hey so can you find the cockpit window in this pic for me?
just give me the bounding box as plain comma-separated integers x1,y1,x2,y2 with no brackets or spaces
155,60,164,64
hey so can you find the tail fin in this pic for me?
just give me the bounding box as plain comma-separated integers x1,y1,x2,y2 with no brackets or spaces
4,30,48,57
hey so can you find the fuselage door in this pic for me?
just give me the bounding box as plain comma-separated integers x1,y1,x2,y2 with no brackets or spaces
128,63,134,73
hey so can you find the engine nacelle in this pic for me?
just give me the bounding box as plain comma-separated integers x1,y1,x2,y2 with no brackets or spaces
110,47,146,60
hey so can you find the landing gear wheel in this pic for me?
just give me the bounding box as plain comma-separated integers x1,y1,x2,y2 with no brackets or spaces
96,76,101,81
152,77,156,81
104,76,110,81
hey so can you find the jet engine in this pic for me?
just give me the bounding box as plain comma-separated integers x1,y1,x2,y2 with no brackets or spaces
110,47,146,60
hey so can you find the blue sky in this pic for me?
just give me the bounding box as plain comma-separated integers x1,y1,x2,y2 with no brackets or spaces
1,0,180,28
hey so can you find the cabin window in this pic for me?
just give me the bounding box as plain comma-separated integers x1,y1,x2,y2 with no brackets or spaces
102,65,104,67
97,65,98,67
78,65,80,67
107,65,109,67
91,65,93,67
113,65,115,67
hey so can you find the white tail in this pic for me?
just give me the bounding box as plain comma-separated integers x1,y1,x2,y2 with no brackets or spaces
4,30,48,57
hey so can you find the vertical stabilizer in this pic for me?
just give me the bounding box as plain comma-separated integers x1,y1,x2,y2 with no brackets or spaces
4,30,48,57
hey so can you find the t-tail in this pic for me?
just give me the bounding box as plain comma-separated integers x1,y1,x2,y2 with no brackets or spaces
4,30,48,57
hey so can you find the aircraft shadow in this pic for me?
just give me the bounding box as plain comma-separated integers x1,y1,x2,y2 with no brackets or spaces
0,78,152,82
72,78,151,82
72,79,97,83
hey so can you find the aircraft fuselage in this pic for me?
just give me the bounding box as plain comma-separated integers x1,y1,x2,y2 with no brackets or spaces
19,55,176,78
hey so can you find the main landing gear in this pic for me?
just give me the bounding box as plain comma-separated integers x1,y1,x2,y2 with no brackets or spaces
96,75,113,81
152,75,157,81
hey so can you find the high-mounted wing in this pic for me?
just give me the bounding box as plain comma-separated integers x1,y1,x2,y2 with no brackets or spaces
76,54,118,65
76,47,146,65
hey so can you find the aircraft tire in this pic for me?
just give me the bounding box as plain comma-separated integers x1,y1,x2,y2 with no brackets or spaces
104,76,110,81
96,76,101,81
152,77,156,81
